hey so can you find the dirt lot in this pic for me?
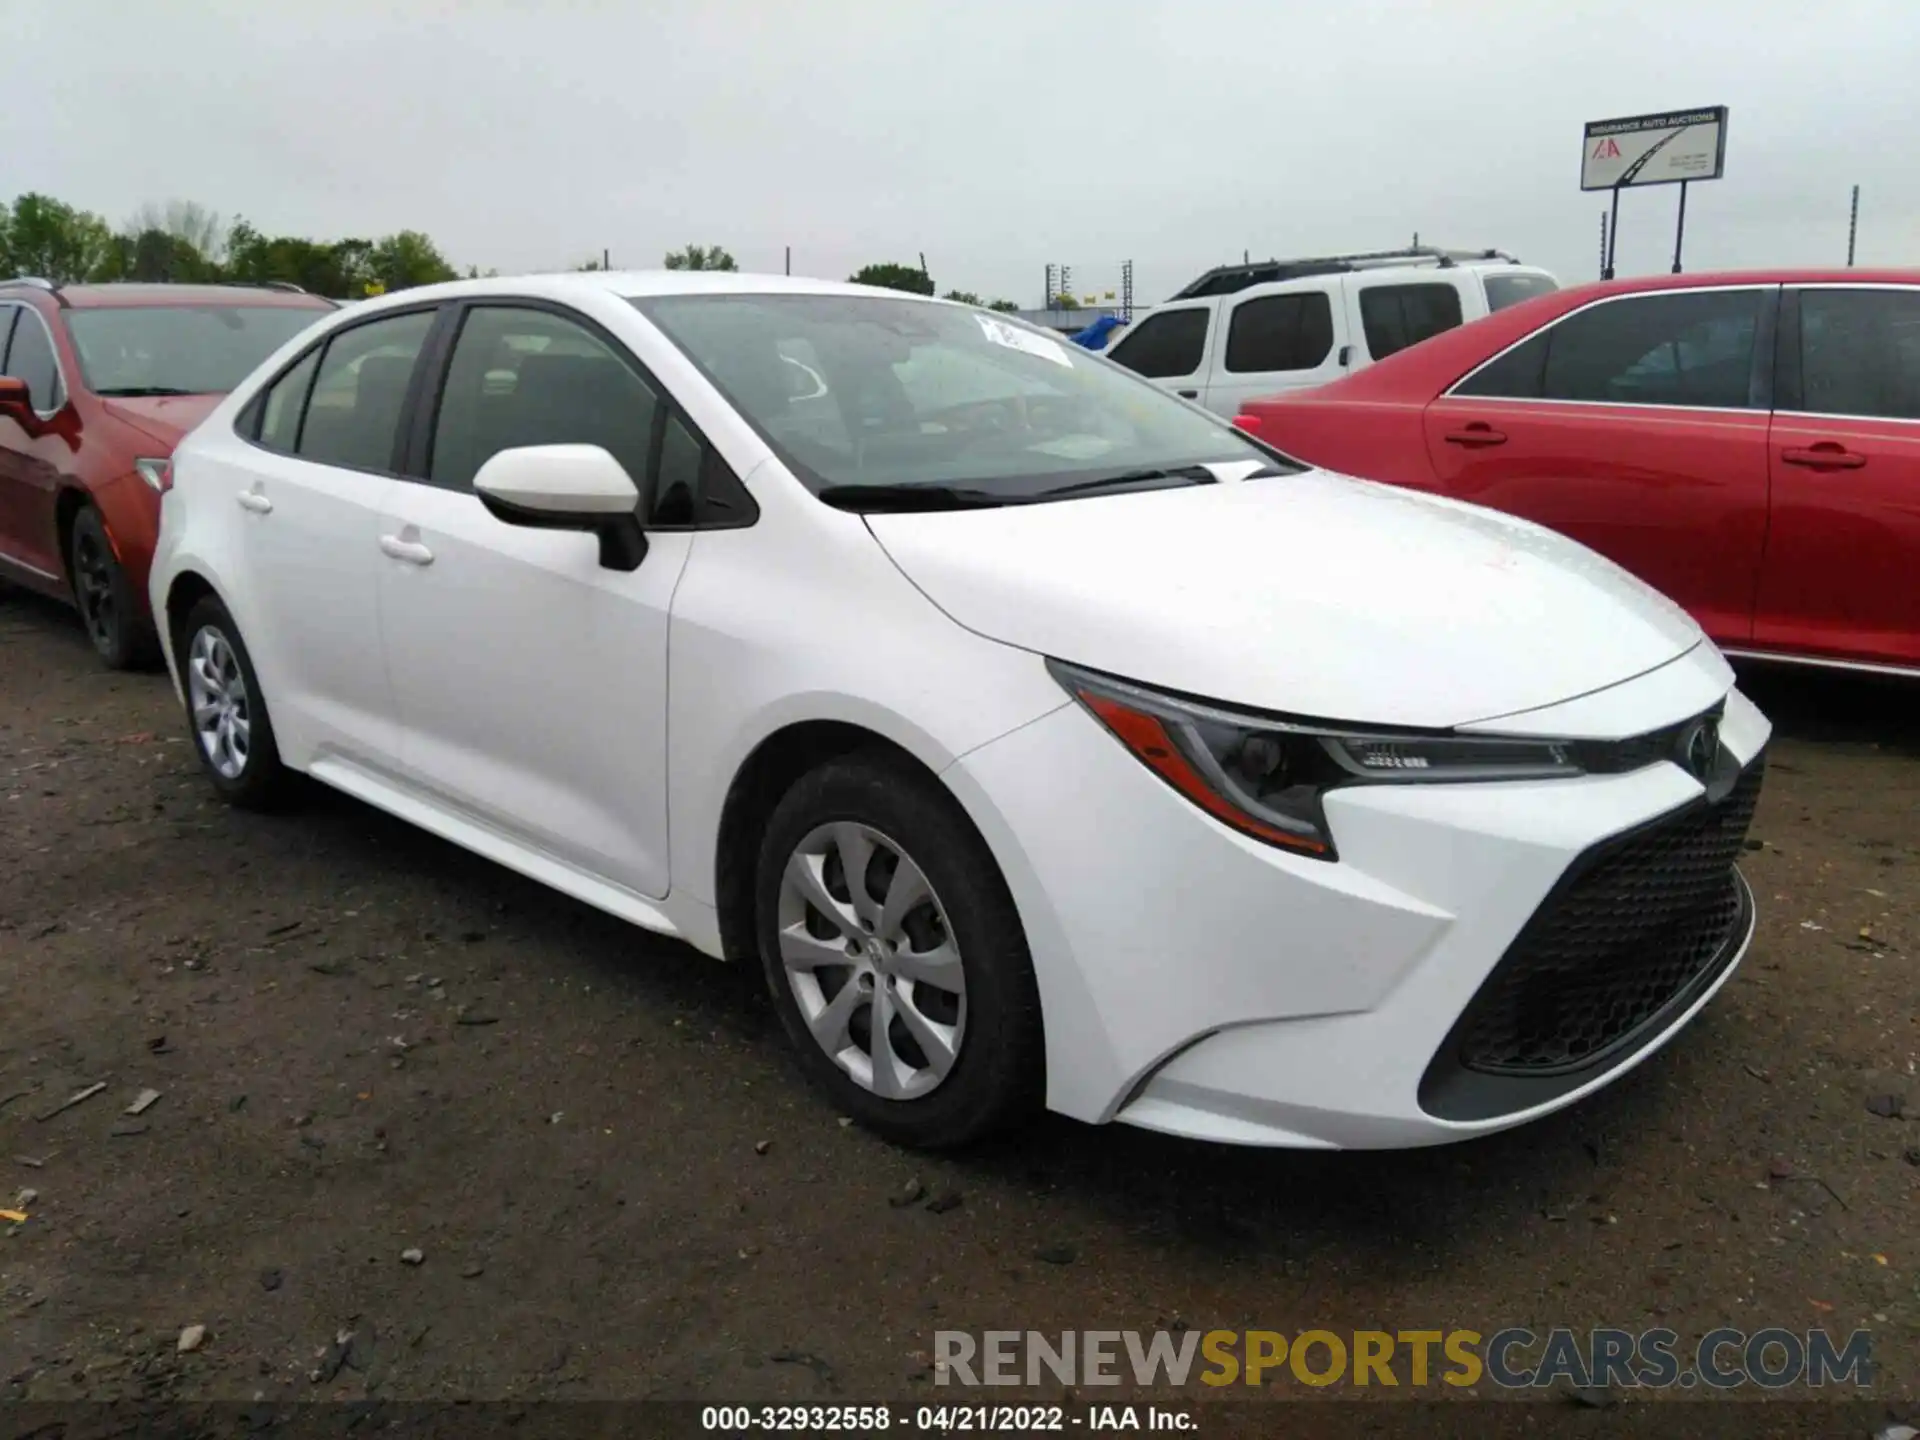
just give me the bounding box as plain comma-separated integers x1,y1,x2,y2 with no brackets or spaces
2,587,1916,1419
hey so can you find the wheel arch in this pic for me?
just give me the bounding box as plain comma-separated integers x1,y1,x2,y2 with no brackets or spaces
54,485,93,588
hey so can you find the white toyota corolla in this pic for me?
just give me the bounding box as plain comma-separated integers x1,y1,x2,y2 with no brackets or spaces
149,271,1769,1150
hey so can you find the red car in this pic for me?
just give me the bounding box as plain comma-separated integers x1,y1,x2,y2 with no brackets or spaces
1235,270,1920,675
0,278,336,666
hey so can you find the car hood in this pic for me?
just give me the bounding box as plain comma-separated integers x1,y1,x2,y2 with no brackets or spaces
863,469,1707,729
98,394,222,448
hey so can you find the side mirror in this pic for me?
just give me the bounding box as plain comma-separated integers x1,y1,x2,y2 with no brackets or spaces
472,444,648,572
0,376,36,428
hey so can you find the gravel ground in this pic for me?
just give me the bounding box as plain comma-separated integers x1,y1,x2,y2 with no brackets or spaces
1,586,1915,1421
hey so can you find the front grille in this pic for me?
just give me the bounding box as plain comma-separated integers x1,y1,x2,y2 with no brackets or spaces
1452,754,1764,1077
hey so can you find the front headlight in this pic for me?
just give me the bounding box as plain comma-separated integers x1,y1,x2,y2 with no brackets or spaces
1048,660,1584,861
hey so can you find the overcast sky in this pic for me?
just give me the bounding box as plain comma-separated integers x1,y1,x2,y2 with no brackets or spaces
10,0,1916,306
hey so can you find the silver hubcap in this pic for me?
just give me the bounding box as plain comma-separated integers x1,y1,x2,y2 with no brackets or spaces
777,822,965,1101
187,625,251,780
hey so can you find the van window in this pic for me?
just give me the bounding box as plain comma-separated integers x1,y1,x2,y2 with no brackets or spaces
1224,293,1334,373
1359,284,1464,361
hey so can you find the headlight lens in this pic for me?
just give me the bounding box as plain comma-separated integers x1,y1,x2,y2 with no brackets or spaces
1049,660,1584,861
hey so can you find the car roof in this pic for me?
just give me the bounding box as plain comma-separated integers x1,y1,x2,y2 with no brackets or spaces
335,269,927,322
19,283,336,310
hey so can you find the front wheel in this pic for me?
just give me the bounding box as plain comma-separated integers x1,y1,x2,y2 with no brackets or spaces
176,595,295,810
70,505,156,669
755,753,1044,1149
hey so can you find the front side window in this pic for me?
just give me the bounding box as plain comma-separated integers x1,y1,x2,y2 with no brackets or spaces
1798,288,1920,421
1359,284,1464,361
295,309,435,472
1224,292,1335,373
634,293,1280,501
1106,308,1209,378
4,309,64,412
1540,290,1761,409
429,306,660,491
65,305,327,397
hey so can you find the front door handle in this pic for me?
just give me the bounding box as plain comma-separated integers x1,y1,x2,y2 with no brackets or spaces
1176,388,1199,399
379,535,435,566
1780,443,1866,471
236,490,273,514
1443,424,1507,447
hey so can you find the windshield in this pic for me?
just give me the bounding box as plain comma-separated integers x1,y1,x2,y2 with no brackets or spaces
66,305,329,396
632,293,1289,503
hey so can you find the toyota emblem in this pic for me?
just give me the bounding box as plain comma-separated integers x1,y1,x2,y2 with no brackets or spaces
1680,719,1720,781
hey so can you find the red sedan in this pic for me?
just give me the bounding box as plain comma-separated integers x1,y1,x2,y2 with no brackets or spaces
1235,270,1920,675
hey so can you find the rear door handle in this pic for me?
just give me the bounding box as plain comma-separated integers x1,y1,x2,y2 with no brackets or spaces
1443,424,1507,447
236,490,273,514
1780,443,1866,470
379,535,435,566
1176,389,1199,399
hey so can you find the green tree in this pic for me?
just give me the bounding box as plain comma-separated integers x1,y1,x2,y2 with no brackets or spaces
850,262,934,296
126,200,227,262
663,244,737,271
2,193,116,283
987,299,1021,313
117,228,223,283
226,219,380,298
942,288,983,306
370,230,458,291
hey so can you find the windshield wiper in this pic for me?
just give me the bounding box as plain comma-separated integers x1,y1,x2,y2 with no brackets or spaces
1033,464,1225,499
815,483,1012,513
95,386,201,397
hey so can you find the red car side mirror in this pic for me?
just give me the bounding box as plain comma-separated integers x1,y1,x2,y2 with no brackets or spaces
0,375,32,421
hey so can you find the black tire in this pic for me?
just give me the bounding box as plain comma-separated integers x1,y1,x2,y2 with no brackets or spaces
175,595,296,811
69,505,158,670
754,752,1044,1149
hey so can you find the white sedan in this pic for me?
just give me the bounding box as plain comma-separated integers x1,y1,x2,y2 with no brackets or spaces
148,270,1770,1150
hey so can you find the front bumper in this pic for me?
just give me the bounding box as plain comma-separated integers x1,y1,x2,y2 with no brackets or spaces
943,652,1770,1148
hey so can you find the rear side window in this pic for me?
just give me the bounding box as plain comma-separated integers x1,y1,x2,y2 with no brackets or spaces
1484,273,1559,313
1107,308,1208,378
1797,288,1920,421
1359,284,1464,361
428,305,659,491
1454,332,1549,398
4,310,64,412
1541,290,1761,409
296,310,435,472
1224,293,1334,373
0,307,18,372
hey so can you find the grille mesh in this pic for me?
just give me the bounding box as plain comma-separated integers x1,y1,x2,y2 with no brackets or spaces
1456,756,1764,1075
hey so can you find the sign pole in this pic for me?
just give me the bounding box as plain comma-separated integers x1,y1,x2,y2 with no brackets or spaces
1671,181,1688,274
1847,185,1860,267
1604,184,1621,280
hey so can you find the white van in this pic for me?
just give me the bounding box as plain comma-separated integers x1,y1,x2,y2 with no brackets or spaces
1104,247,1558,417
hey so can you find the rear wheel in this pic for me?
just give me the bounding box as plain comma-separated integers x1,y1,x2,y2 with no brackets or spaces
177,595,295,810
69,505,156,669
754,753,1044,1148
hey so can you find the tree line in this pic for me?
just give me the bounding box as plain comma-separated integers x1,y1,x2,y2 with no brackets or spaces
1,195,1027,308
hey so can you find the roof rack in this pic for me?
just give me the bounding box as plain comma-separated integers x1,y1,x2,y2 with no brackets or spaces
1169,246,1524,300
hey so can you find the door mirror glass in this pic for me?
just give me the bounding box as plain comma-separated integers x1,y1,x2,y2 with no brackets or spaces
472,443,649,571
0,375,32,421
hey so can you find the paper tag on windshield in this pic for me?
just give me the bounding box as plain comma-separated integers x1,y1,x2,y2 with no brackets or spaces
975,314,1072,368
